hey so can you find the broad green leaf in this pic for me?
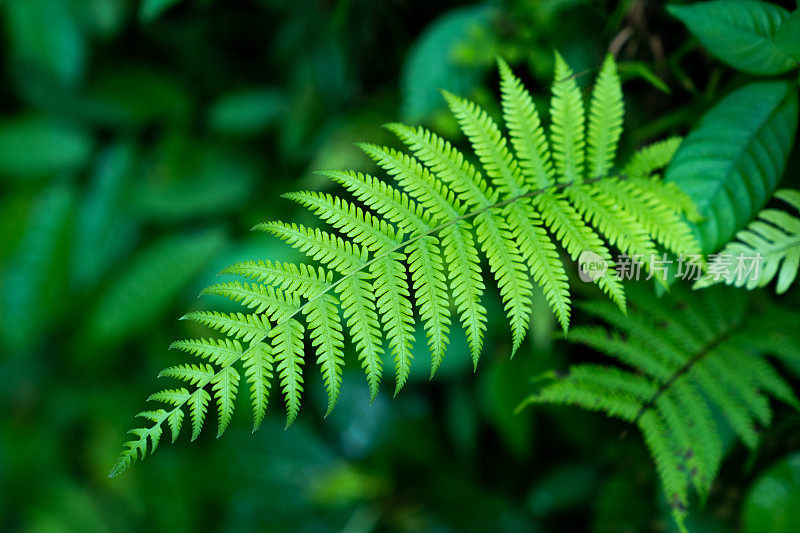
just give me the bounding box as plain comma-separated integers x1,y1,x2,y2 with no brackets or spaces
743,454,800,533
208,88,286,135
80,66,191,128
140,0,185,22
776,9,800,62
669,1,796,75
0,115,93,179
71,142,138,288
665,80,798,252
2,0,87,87
400,4,496,121
134,144,257,222
0,184,75,352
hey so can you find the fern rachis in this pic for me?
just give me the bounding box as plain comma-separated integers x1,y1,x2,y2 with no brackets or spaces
111,53,700,476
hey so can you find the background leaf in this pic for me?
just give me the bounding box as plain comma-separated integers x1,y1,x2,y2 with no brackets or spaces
0,116,93,180
665,80,798,252
400,4,496,122
742,454,800,533
86,229,226,344
140,0,185,22
668,0,796,75
775,9,800,62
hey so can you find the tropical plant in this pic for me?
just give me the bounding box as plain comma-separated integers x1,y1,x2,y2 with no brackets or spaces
519,284,800,530
110,53,702,476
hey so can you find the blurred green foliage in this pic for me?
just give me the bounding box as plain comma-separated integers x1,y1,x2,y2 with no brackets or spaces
2,0,800,531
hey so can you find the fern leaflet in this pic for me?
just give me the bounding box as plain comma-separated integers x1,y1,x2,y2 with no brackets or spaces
696,189,800,294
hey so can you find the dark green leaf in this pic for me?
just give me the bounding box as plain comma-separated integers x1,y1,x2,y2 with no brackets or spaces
208,89,286,135
775,10,800,62
401,4,496,121
743,454,800,533
665,80,798,252
0,116,93,179
86,230,226,344
140,0,185,22
668,1,795,75
2,0,87,87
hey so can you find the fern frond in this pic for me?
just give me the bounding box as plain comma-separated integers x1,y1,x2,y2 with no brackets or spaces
498,57,555,189
257,222,367,274
550,51,586,184
587,55,623,178
696,189,800,294
220,260,330,298
181,311,270,343
211,366,239,437
271,319,305,426
200,281,299,320
242,342,274,430
305,293,345,414
371,253,415,393
336,271,384,399
113,53,701,476
521,284,799,527
408,235,451,376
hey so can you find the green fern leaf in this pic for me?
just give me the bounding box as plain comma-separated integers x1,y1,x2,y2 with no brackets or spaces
271,319,305,426
498,58,554,189
112,53,702,476
520,284,799,528
211,366,239,437
305,293,345,414
337,272,384,399
550,51,586,184
242,342,274,431
696,189,800,294
189,389,211,441
587,55,623,179
181,311,271,343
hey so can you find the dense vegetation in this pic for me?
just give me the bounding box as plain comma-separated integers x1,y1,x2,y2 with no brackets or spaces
2,1,800,531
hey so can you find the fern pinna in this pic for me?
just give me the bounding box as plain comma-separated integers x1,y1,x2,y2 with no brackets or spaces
519,284,800,530
111,53,700,475
696,189,800,294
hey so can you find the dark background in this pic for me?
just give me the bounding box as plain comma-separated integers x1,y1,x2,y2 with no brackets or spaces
1,0,799,531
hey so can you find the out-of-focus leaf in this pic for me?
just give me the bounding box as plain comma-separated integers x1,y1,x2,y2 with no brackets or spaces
80,67,191,128
400,4,496,121
742,454,800,533
0,115,93,179
617,61,671,94
526,464,598,516
208,89,286,136
86,229,226,344
668,1,795,75
479,355,534,458
592,473,650,533
77,0,129,39
0,184,75,352
775,9,800,62
134,146,258,222
2,0,88,87
665,80,798,252
140,0,185,22
0,193,31,262
71,142,139,288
